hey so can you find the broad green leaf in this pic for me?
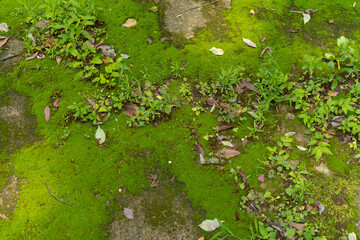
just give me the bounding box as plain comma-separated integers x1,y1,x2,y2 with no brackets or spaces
69,48,79,57
286,228,296,238
95,126,106,144
258,222,268,236
297,145,308,151
98,106,108,112
91,57,103,65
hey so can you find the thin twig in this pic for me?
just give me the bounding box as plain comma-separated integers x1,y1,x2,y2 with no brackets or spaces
176,0,220,18
260,46,273,58
289,10,304,14
46,180,74,207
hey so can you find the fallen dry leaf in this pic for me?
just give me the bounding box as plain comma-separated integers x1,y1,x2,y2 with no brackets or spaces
53,98,60,108
217,135,229,141
123,104,138,118
243,38,257,48
241,78,257,92
234,87,245,94
239,172,247,183
198,237,205,240
87,98,96,106
215,123,234,131
242,138,248,148
209,47,224,56
25,52,39,61
306,204,313,212
257,174,265,182
56,56,62,65
328,91,339,97
290,29,300,33
0,37,9,48
37,53,45,59
215,149,240,158
195,142,205,155
286,113,296,120
292,222,305,231
324,129,336,136
121,18,137,28
44,106,50,122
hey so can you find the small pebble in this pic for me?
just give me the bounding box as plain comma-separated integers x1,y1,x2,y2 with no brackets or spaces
328,19,334,24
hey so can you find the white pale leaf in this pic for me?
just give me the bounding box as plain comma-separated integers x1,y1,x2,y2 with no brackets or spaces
199,154,206,164
121,53,130,59
285,132,296,136
303,13,311,24
209,47,224,56
297,145,308,151
243,38,257,48
199,219,220,232
95,126,106,144
124,207,134,219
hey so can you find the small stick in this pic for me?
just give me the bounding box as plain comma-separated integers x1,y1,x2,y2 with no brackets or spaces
46,180,74,207
260,46,273,58
289,10,304,14
177,0,220,18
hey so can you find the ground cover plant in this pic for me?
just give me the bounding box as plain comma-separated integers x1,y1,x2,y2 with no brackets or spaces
1,0,360,239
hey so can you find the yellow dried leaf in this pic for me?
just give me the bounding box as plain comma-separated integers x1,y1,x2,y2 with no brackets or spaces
250,9,255,15
198,236,205,240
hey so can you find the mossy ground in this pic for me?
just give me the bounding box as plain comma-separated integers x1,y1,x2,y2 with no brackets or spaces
0,0,360,239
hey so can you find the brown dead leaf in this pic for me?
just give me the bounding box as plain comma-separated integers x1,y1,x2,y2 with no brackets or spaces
123,104,138,117
257,174,265,182
306,204,313,212
53,98,60,108
215,123,234,131
242,138,248,148
292,222,305,231
239,172,247,183
328,91,339,97
37,53,45,59
25,52,39,61
206,97,220,108
56,56,62,65
87,98,96,106
324,129,336,136
0,37,9,48
240,78,257,92
286,113,296,120
234,87,245,94
215,149,240,158
44,106,50,122
217,135,229,141
195,142,205,155
290,29,300,33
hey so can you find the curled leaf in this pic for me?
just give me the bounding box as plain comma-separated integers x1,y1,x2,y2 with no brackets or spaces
243,38,257,48
209,47,224,56
296,145,307,151
215,123,234,131
25,52,39,61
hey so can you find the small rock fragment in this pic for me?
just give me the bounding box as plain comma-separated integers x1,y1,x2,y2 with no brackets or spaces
0,23,9,32
328,19,334,24
146,37,153,45
286,113,296,120
257,174,265,182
